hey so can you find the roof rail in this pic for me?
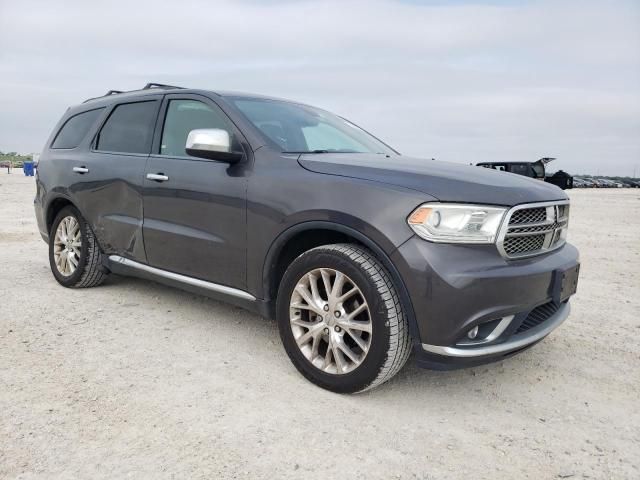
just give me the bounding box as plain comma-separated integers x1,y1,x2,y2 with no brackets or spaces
143,83,183,90
83,82,185,103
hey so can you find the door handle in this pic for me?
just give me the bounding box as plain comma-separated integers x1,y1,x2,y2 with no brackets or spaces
147,173,169,182
73,166,89,174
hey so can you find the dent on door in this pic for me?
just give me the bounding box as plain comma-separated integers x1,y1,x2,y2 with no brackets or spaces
70,153,147,260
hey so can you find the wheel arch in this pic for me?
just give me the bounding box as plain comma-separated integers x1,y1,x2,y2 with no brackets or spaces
45,195,76,235
262,221,419,339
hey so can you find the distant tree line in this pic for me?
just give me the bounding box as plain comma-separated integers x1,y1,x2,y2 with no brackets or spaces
0,151,33,168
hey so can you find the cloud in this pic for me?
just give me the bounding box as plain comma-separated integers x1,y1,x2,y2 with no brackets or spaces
0,0,638,175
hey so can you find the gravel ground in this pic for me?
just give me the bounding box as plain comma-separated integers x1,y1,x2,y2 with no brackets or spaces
1,173,639,479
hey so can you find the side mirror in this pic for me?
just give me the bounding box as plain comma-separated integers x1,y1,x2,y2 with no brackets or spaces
185,129,243,163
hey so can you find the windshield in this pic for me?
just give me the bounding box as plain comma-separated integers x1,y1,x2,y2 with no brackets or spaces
230,97,396,155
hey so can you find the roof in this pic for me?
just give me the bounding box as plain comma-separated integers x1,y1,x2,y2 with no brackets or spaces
79,83,301,109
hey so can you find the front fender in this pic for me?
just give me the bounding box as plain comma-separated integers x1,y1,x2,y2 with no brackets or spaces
260,219,421,341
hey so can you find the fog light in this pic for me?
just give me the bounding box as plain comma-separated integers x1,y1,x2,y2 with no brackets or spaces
467,326,479,339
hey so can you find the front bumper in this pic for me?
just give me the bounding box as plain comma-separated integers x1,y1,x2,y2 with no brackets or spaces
422,301,569,356
391,237,579,369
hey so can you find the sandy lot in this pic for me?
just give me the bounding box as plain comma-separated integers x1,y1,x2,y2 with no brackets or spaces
1,173,638,479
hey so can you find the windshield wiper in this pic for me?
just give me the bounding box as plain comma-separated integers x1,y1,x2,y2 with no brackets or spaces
284,149,331,154
282,149,368,154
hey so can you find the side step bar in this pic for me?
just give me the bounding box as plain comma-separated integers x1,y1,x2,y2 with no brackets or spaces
108,255,256,301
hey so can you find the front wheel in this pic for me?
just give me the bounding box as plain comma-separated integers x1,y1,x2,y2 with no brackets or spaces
49,206,108,288
276,244,411,393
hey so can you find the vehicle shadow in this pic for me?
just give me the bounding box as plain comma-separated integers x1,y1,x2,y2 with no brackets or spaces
100,273,552,400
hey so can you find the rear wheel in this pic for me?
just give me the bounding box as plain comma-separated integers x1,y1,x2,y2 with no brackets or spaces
277,243,411,393
49,206,108,288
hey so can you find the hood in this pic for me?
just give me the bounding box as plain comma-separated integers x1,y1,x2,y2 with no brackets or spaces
298,154,567,206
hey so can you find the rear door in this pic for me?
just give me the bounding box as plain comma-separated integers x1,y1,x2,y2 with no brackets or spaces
141,94,248,289
72,99,161,261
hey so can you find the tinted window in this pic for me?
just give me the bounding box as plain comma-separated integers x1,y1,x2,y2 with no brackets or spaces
51,108,104,149
160,100,231,157
96,101,158,154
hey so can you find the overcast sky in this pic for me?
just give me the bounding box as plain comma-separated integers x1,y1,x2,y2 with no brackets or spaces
1,0,638,175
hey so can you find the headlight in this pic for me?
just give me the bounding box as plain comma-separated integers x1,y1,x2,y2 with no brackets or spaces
407,203,507,243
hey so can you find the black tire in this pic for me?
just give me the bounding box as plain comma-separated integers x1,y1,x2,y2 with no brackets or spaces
49,206,108,288
276,243,411,393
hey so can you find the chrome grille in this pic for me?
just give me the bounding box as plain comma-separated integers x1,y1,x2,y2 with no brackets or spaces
498,201,570,259
503,234,545,255
509,207,546,225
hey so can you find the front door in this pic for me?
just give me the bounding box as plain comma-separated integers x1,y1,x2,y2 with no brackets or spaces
142,94,248,290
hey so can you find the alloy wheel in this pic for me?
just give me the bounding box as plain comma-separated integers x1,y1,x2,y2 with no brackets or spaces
53,216,82,276
289,268,372,374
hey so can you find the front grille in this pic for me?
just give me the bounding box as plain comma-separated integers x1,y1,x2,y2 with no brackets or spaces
516,301,560,334
510,207,546,225
508,224,554,234
503,234,545,255
498,201,569,258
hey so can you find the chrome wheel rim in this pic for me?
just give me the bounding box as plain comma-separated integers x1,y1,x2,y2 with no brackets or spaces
289,268,372,374
53,216,81,277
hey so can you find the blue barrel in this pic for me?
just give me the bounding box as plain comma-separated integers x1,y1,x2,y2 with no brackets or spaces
23,161,34,176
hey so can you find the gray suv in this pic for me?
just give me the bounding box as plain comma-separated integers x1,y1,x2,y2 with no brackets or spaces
34,83,580,393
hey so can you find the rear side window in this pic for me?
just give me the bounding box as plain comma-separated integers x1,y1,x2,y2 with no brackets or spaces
95,101,158,154
51,108,104,149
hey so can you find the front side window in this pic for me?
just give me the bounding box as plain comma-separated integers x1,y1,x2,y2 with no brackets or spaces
51,108,104,149
95,101,158,154
160,99,231,157
231,98,395,155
